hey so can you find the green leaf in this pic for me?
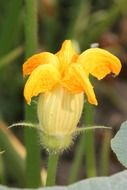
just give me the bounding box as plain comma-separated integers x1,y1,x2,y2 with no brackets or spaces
111,121,127,167
0,0,23,56
0,46,23,69
0,170,127,189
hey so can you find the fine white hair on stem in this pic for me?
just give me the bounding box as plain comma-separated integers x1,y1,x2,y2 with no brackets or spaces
8,122,36,129
75,125,112,135
8,122,45,134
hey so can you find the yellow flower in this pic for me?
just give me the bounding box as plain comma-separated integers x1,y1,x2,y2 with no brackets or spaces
23,40,121,152
23,40,121,105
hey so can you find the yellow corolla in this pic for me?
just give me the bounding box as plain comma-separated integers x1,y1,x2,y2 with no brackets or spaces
23,40,121,152
23,40,121,105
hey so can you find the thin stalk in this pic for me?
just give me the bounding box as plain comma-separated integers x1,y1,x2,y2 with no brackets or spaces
68,102,96,184
68,135,85,184
25,0,38,57
84,103,96,177
24,0,41,187
99,131,112,176
46,154,59,186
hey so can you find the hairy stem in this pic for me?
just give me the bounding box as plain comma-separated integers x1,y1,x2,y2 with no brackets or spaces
24,0,41,187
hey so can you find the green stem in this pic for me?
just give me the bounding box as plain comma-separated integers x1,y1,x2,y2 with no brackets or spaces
68,135,85,184
46,154,59,186
99,131,112,176
68,103,96,184
25,0,38,57
24,0,41,187
84,103,96,177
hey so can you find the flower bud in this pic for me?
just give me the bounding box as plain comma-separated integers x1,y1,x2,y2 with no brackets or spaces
37,86,84,153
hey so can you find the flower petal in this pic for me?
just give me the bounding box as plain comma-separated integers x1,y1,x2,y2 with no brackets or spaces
23,52,59,76
78,48,121,80
56,40,78,74
62,64,97,105
24,64,60,104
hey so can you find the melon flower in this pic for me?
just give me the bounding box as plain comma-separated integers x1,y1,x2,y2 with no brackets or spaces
23,40,121,152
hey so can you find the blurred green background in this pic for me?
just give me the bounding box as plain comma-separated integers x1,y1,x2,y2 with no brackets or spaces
0,0,127,188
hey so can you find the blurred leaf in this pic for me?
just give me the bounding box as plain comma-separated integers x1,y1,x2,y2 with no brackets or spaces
111,121,127,167
0,122,25,186
0,155,6,184
0,47,23,69
66,0,91,39
39,0,59,51
0,170,127,189
80,0,126,49
0,61,23,123
0,1,24,123
0,0,23,56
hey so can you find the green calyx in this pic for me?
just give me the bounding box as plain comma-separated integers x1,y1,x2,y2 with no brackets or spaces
40,132,73,153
